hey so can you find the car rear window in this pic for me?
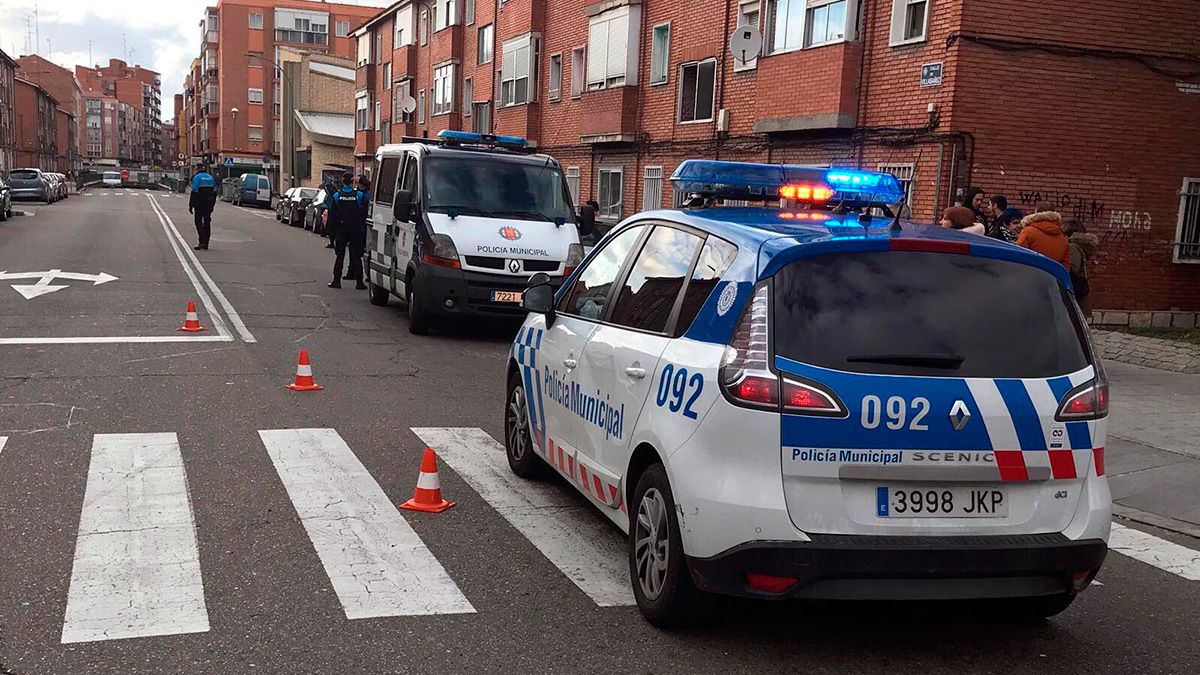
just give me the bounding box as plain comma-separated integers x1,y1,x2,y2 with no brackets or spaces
10,170,38,180
772,251,1090,378
299,189,318,199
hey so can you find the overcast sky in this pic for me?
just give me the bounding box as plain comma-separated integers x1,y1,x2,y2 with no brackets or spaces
0,0,388,122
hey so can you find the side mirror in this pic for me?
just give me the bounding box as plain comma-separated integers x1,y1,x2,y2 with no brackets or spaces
393,188,413,221
522,272,555,315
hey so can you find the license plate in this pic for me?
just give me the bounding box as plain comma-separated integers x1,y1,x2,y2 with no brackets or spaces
492,290,523,303
876,486,1008,518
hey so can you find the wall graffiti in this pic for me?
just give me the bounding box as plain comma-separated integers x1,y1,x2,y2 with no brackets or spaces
1017,190,1107,225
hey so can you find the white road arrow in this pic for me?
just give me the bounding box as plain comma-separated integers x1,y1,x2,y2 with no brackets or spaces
0,269,119,300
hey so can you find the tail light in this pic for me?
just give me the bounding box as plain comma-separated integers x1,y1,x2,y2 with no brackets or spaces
1055,365,1110,421
563,243,583,278
421,233,461,269
782,378,845,417
719,283,778,410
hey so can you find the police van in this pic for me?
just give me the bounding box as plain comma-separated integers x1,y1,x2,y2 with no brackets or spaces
505,160,1110,626
364,130,584,334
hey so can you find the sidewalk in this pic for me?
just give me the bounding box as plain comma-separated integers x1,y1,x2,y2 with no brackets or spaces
1105,361,1200,537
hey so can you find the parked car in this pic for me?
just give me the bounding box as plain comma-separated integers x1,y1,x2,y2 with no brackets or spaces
7,168,52,202
233,173,272,208
0,176,12,221
277,188,298,221
51,173,68,199
304,188,330,232
285,187,320,226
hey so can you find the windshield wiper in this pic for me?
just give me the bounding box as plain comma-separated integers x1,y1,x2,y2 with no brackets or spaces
427,204,494,218
846,353,965,369
492,209,555,222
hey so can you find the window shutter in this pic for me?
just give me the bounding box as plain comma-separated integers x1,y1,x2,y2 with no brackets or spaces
606,13,628,82
587,20,608,86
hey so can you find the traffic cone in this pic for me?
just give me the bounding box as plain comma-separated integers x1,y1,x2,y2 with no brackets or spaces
177,300,206,332
285,349,324,391
400,448,455,513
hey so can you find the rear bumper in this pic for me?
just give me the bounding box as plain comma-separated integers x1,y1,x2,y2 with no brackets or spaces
414,263,563,319
687,534,1107,600
10,188,47,200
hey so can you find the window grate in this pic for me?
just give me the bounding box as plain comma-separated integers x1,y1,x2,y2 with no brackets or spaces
643,166,663,211
1176,178,1200,263
878,162,915,210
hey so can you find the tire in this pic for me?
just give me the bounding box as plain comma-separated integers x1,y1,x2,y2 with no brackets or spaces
504,370,549,478
629,463,701,628
369,280,389,306
998,594,1077,619
406,278,430,335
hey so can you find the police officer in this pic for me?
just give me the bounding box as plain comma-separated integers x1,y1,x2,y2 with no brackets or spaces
326,172,369,289
188,165,218,250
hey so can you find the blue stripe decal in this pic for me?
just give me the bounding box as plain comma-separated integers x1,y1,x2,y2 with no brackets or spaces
521,364,541,449
995,380,1045,451
1048,376,1093,449
1047,376,1073,400
532,329,548,449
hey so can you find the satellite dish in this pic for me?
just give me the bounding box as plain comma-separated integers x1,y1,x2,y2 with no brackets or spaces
401,96,417,114
729,26,763,64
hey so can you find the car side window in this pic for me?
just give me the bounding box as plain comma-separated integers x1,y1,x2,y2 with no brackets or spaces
608,226,704,334
560,225,646,321
375,156,401,206
674,236,739,334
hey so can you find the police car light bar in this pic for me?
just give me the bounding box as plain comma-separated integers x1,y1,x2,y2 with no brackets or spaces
437,129,529,149
670,160,905,208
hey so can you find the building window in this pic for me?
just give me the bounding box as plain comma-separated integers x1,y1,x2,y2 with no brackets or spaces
248,88,264,104
434,0,457,31
570,47,586,98
274,83,282,116
465,0,475,25
650,24,670,85
356,95,370,130
472,101,491,133
878,162,915,212
357,34,371,67
478,24,493,64
643,166,663,211
336,20,350,37
548,53,562,101
418,89,426,124
767,0,803,53
433,64,455,115
1175,178,1200,263
274,9,329,45
395,5,413,46
587,6,640,90
565,167,581,206
678,59,716,123
420,8,430,45
394,80,412,122
889,0,929,45
805,0,848,47
376,33,384,64
375,101,382,130
598,167,623,220
384,62,392,88
463,78,473,116
249,13,264,30
248,125,264,143
501,34,538,107
736,2,760,69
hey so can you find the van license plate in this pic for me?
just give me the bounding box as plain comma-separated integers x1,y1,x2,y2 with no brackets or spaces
876,486,1008,518
492,291,523,303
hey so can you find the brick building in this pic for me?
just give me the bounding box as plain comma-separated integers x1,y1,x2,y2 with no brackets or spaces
279,47,357,189
0,49,16,174
351,0,1200,313
81,91,143,168
76,59,163,168
181,0,380,184
14,77,58,171
15,55,84,177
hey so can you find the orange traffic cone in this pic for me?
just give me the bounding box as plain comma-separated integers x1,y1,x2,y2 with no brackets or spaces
285,349,324,391
177,300,206,332
400,448,455,513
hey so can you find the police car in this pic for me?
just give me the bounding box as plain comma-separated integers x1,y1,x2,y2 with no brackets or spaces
364,131,584,334
505,160,1110,626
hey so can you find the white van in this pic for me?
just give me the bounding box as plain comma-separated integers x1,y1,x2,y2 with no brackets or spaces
234,173,272,208
365,131,584,335
102,171,122,187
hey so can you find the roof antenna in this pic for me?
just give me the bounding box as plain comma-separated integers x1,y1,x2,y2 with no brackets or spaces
890,148,924,232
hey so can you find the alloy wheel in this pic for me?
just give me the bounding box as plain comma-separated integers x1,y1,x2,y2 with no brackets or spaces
634,488,670,600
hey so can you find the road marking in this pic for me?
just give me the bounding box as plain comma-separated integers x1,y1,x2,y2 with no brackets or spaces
145,194,232,339
0,269,118,300
0,335,235,345
259,429,474,618
149,195,256,343
61,433,209,644
413,427,635,606
0,436,6,456
1110,523,1200,581
236,206,274,220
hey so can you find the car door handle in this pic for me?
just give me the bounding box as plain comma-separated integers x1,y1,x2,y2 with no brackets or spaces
625,367,646,379
563,358,578,369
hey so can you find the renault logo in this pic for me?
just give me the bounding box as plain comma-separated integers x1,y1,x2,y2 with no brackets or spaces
949,400,971,431
508,259,521,273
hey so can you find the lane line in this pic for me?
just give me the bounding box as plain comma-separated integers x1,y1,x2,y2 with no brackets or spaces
61,433,209,644
0,436,6,456
1110,523,1200,581
146,194,231,338
149,195,256,343
413,427,635,606
259,428,474,618
0,335,234,345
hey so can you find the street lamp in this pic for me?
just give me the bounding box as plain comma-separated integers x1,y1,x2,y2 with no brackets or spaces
229,107,239,179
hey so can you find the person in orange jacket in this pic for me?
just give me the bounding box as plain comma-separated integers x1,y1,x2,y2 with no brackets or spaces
1017,210,1071,268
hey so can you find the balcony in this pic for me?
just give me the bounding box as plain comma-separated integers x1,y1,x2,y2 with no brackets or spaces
356,63,375,91
579,86,638,144
753,42,862,133
354,129,377,157
391,45,416,79
203,102,219,119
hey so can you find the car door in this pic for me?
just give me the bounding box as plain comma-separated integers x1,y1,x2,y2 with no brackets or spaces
370,154,402,289
391,151,419,294
531,224,649,479
572,225,708,508
258,176,271,203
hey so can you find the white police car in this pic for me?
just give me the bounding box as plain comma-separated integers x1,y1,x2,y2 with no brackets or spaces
505,160,1110,626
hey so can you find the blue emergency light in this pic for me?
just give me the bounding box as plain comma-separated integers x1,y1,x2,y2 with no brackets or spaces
669,160,906,209
437,129,529,149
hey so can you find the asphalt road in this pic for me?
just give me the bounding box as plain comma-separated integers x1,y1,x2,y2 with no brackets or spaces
0,189,1198,674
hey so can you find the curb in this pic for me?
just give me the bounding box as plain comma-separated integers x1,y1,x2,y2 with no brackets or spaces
11,209,33,217
1113,504,1200,540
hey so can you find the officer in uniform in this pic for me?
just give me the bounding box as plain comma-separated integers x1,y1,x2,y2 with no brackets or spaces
326,172,369,289
188,165,218,250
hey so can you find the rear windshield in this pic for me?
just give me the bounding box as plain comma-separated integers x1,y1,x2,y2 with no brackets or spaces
773,251,1090,378
10,170,38,180
299,189,319,199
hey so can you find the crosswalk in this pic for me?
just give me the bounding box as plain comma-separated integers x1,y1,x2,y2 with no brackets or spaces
2,427,1198,646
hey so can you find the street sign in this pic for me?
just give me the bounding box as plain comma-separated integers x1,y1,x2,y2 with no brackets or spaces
729,26,763,65
223,157,234,165
921,62,944,87
0,269,119,300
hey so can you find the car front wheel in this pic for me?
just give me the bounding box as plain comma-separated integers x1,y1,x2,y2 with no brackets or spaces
504,370,548,478
630,463,700,628
406,279,430,335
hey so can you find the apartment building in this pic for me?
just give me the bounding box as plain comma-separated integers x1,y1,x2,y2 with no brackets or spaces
352,0,1200,313
15,55,84,176
278,47,357,189
14,77,58,171
81,92,143,168
182,0,380,184
76,59,164,168
0,49,16,174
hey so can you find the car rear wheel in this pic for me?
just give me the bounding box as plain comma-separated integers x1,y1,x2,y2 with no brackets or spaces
505,370,548,478
630,463,700,628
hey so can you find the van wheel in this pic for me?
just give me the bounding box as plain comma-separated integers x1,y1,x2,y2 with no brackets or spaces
505,370,548,478
369,280,389,306
630,463,700,628
406,281,430,335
